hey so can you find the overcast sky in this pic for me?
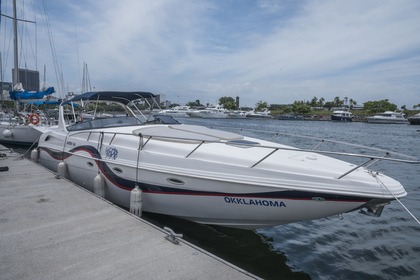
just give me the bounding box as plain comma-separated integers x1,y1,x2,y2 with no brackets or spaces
1,0,419,108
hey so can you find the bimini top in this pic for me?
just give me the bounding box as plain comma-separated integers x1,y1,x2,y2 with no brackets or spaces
64,91,156,105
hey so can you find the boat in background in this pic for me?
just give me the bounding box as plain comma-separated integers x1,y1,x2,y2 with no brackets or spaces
157,106,193,118
35,91,419,229
331,110,353,122
0,99,57,146
0,0,58,146
228,110,247,118
187,105,229,118
246,108,272,119
367,111,409,124
408,113,420,125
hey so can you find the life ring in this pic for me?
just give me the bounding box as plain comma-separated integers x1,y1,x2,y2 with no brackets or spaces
29,113,40,125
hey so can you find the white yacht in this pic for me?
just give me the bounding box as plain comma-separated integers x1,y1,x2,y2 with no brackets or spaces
187,105,229,118
157,106,193,118
331,110,353,122
35,91,418,229
367,111,409,124
246,109,272,119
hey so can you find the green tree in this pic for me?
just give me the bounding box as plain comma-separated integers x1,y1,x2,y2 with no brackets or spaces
333,96,342,107
218,96,237,110
363,99,397,113
324,101,334,110
310,96,318,107
186,99,202,107
292,101,311,114
255,101,268,110
349,99,357,109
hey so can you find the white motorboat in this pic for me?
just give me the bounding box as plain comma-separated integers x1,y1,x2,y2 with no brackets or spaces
367,111,409,124
246,108,272,119
227,110,247,118
0,119,52,146
157,106,193,118
408,113,420,125
331,110,353,122
187,105,229,118
0,99,59,146
35,91,419,229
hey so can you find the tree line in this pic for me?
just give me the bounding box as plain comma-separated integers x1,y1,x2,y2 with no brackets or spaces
183,96,420,115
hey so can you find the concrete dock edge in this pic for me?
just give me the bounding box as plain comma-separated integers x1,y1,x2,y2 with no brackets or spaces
0,145,260,280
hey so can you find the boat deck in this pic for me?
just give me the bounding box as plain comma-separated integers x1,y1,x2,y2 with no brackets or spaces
0,145,259,280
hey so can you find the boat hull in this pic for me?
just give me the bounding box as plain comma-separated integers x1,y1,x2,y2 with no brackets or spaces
366,118,409,124
408,117,420,125
0,123,43,146
37,130,401,229
331,116,353,122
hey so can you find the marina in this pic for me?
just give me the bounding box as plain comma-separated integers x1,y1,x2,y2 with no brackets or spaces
1,117,420,279
0,144,260,280
1,1,419,278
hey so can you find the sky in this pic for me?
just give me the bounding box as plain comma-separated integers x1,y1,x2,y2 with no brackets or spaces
1,0,420,108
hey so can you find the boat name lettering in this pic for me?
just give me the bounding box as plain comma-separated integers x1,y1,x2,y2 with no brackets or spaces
105,146,118,160
66,141,76,146
224,197,286,207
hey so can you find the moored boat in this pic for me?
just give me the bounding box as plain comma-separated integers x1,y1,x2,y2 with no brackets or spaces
35,91,419,229
157,106,193,118
408,113,420,125
0,0,58,146
331,110,353,122
187,105,229,118
366,111,409,124
246,108,272,119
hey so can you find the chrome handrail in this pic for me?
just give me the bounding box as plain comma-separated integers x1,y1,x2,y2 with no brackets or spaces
64,127,419,180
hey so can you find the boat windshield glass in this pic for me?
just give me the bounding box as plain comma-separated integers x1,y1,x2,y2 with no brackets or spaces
67,114,179,131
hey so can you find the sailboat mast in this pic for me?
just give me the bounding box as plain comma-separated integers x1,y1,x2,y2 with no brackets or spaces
12,0,19,88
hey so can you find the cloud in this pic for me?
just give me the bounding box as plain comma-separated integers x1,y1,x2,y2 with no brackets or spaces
2,0,419,107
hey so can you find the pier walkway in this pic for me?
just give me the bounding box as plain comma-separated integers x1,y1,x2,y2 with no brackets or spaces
0,145,259,280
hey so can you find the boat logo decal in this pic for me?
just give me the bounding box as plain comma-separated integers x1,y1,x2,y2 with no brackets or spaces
224,197,286,207
105,146,118,160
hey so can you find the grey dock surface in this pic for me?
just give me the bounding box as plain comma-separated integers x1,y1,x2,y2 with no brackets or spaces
0,146,260,280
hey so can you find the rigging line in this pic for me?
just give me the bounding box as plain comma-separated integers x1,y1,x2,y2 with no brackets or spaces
41,0,62,95
375,175,420,225
74,25,81,94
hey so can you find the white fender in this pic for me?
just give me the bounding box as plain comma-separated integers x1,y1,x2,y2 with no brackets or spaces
57,161,67,179
130,185,143,217
93,174,105,198
2,129,13,138
30,149,39,162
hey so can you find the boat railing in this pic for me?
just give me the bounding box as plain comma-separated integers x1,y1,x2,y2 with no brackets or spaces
66,127,419,179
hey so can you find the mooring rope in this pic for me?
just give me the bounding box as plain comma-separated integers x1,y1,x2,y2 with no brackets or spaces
374,173,420,225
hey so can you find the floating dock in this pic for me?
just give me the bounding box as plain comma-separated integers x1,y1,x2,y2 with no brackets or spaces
0,145,260,279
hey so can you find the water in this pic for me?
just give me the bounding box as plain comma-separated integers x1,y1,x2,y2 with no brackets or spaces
7,118,420,279
177,118,420,280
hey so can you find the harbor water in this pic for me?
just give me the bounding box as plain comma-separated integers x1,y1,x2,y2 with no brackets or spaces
177,117,420,280
7,118,420,280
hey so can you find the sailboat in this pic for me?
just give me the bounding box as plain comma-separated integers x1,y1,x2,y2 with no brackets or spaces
0,0,57,146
